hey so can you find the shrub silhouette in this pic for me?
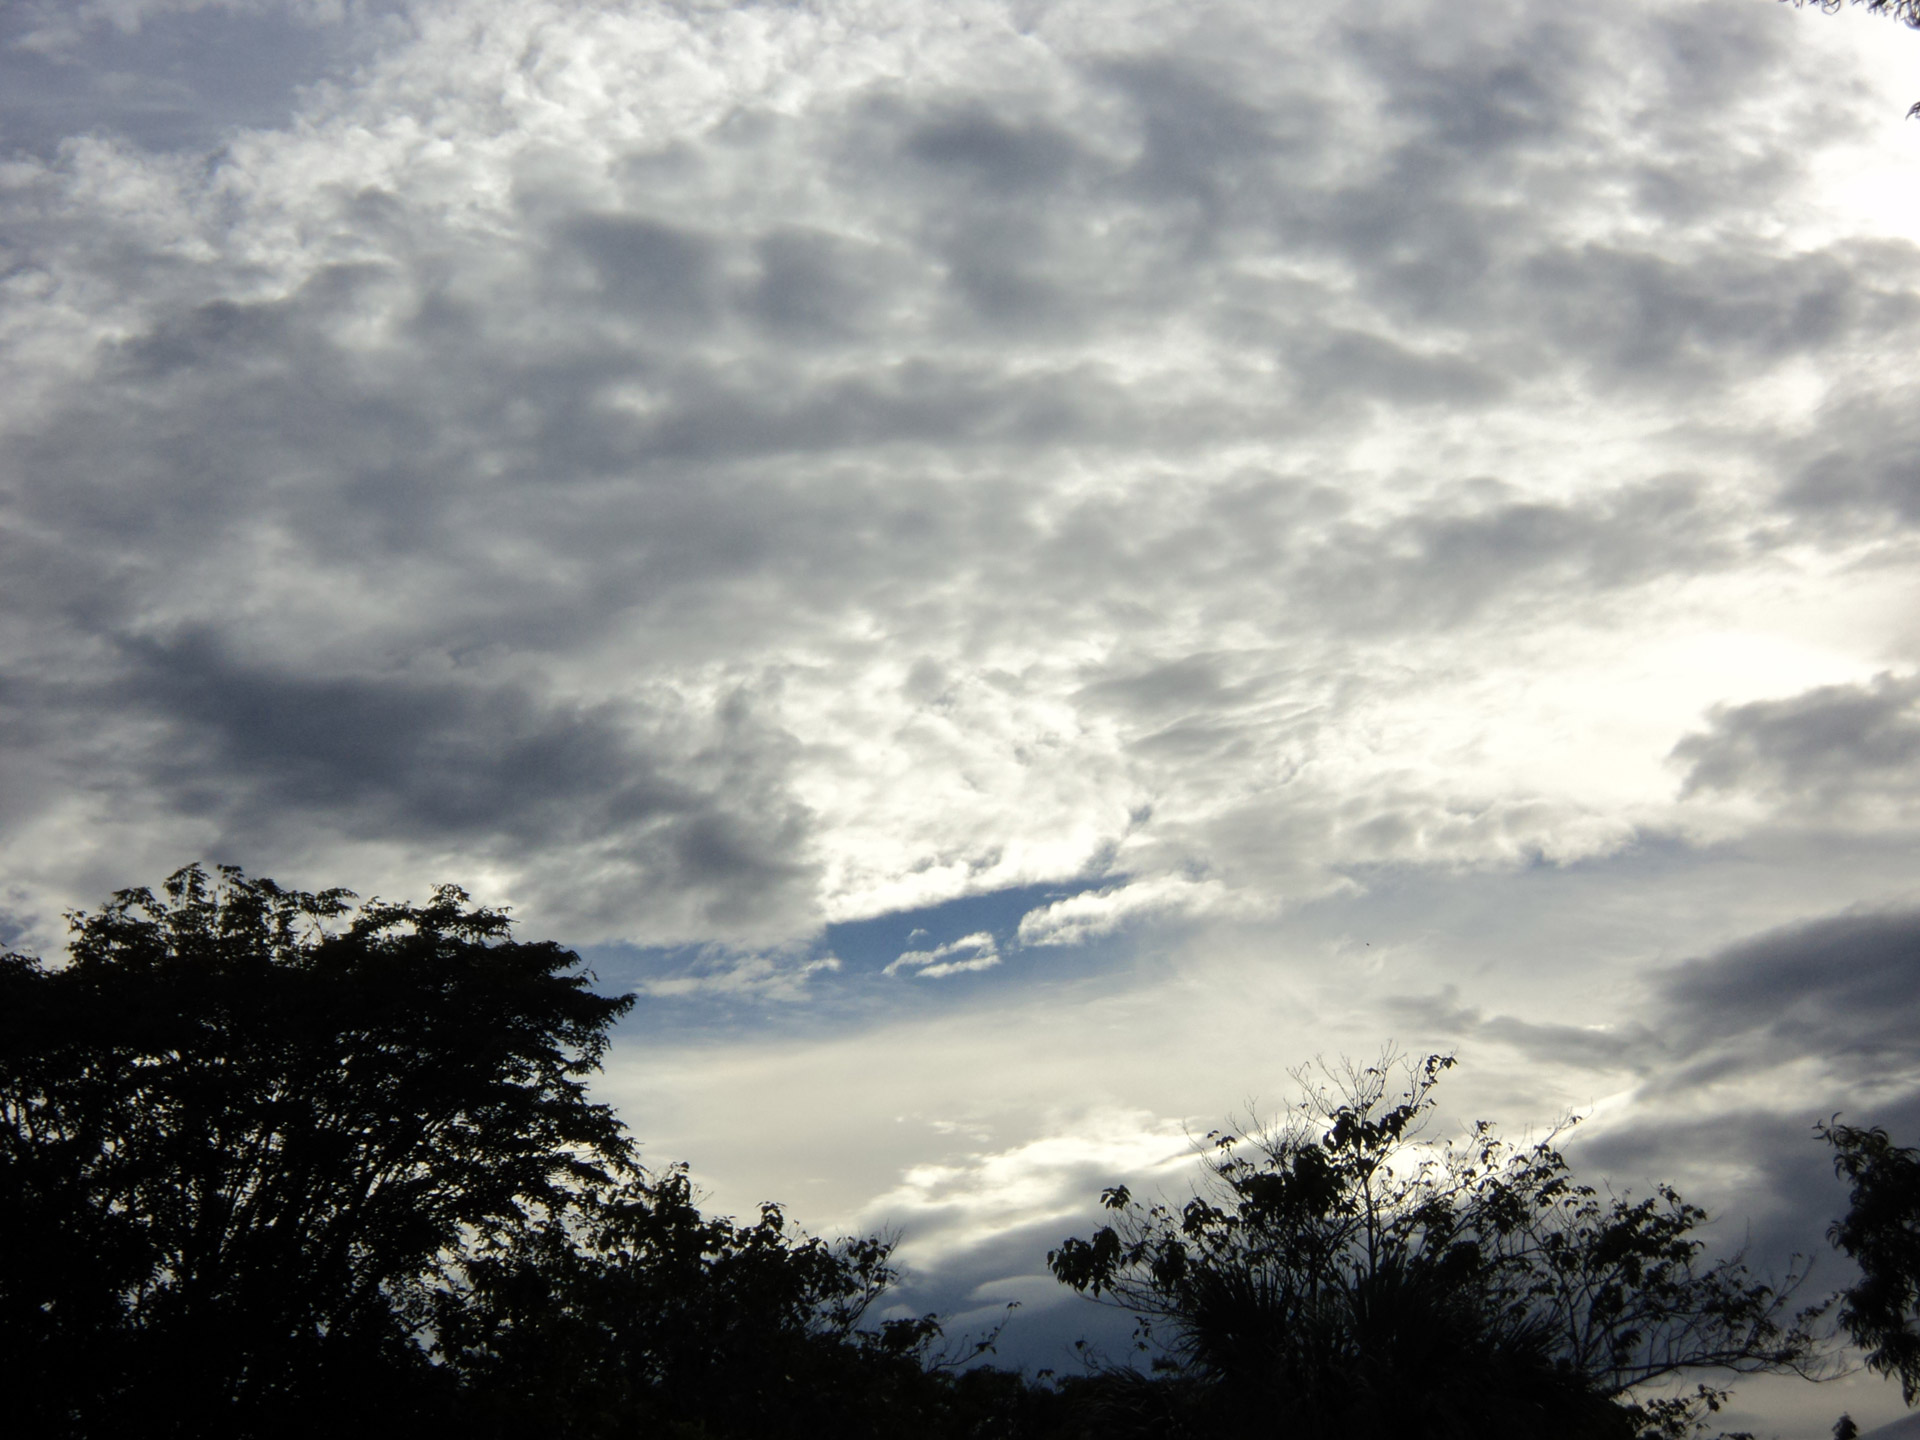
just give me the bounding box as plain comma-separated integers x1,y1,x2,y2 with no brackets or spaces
1049,1052,1827,1439
433,1163,970,1439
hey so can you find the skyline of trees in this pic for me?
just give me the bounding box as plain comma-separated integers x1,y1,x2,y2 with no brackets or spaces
1,864,1912,1438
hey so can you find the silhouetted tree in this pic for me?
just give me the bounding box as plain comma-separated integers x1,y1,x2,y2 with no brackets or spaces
1823,1119,1920,1404
0,864,635,1436
436,1162,967,1438
17,866,1866,1440
0,863,1071,1440
1049,1053,1827,1440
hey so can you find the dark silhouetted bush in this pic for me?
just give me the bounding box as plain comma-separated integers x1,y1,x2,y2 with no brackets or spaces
1050,1052,1827,1440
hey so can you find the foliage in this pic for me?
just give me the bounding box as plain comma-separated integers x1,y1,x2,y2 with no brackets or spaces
1823,1119,1920,1403
0,864,635,1436
1049,1053,1825,1440
435,1163,969,1439
0,863,1087,1440
6,864,1874,1438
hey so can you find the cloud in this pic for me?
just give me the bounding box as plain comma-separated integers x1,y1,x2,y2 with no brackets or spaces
633,947,842,1003
1370,896,1920,1290
33,624,826,944
1,1,389,159
1381,897,1920,1099
1785,380,1920,525
2,0,1911,952
858,1108,1193,1268
1015,874,1249,947
1381,984,1659,1074
1672,672,1920,809
884,930,1000,979
1656,905,1920,1080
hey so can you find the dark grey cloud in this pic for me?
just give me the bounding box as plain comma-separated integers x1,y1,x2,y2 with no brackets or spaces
1390,901,1920,1090
1292,478,1738,631
69,627,820,938
1511,241,1907,391
1291,329,1507,410
1076,653,1256,722
1658,906,1920,1077
1785,378,1920,525
1046,473,1743,654
118,628,671,837
565,215,722,329
1383,983,1659,1073
1564,1103,1869,1278
744,227,887,342
1099,54,1286,216
900,106,1084,196
1673,673,1920,805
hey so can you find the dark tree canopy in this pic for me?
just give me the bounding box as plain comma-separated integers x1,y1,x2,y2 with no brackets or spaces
7,866,1887,1440
0,865,1068,1440
433,1164,968,1439
1824,1120,1920,1403
1049,1053,1827,1440
0,864,636,1435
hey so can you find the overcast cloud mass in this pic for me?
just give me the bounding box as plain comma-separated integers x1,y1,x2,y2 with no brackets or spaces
6,1,1920,1430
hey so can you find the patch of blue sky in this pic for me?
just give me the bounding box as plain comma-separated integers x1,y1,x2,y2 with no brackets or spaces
577,876,1138,1040
823,881,1095,978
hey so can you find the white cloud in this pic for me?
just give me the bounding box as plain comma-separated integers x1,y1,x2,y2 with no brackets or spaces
633,948,841,1002
859,1108,1194,1266
883,930,1000,978
1015,873,1250,946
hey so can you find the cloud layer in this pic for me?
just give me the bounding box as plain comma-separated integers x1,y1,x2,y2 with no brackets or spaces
7,0,1918,952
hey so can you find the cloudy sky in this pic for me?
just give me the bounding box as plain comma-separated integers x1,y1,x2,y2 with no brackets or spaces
6,0,1920,1429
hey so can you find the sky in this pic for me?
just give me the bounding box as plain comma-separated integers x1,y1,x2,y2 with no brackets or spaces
4,0,1920,1430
